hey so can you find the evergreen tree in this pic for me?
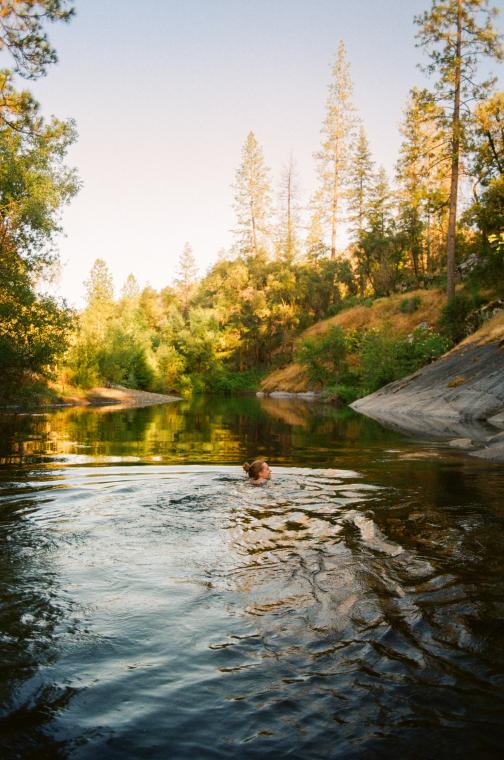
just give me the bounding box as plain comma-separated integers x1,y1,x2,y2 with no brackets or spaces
470,91,504,186
276,154,302,262
0,0,74,79
232,131,273,258
175,242,198,317
396,87,450,277
347,125,374,238
314,41,357,259
415,0,503,299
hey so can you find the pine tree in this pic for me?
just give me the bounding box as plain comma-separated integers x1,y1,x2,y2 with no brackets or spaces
232,131,273,258
0,0,74,80
396,87,450,276
175,242,198,317
314,41,357,259
415,0,503,299
347,125,374,239
276,154,302,262
121,273,140,301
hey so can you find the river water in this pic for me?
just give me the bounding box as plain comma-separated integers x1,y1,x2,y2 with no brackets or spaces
0,396,503,758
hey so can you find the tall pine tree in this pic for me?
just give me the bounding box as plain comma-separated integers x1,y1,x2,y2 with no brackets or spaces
415,0,503,298
314,41,357,259
232,132,273,259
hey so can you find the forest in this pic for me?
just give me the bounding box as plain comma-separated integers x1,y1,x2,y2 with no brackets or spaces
0,0,503,405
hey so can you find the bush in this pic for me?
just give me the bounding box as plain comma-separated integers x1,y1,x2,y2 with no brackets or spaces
438,294,473,343
356,326,451,395
295,326,352,387
208,368,265,394
399,295,421,314
357,329,401,393
321,384,359,404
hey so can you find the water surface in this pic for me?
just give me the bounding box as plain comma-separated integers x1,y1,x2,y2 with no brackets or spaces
1,396,503,758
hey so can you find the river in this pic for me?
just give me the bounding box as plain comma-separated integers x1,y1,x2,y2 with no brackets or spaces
0,396,503,758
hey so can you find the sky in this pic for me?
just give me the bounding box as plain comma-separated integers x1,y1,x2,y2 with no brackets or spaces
12,0,503,307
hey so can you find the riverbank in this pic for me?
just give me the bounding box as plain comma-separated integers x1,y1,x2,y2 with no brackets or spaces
260,288,447,394
0,385,181,412
351,311,504,462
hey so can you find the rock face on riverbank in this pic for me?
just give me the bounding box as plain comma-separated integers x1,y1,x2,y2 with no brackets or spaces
351,312,504,462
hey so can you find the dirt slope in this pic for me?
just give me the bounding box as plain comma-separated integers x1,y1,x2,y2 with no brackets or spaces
261,289,446,393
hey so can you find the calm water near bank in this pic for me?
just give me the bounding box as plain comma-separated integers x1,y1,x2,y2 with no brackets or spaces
1,396,503,758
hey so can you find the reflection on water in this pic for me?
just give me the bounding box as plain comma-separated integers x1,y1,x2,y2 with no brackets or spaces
1,397,504,758
0,396,415,467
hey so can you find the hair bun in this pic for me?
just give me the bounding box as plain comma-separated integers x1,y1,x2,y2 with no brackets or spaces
243,462,250,473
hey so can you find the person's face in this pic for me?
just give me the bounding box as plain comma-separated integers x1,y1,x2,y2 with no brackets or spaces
260,462,272,480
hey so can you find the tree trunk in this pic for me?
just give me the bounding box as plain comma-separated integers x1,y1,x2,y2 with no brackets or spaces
446,0,462,300
331,164,338,260
287,165,293,260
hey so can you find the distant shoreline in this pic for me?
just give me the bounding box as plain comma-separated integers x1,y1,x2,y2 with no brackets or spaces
0,386,182,413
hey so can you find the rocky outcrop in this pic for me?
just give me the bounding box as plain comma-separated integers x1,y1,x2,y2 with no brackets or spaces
351,312,504,462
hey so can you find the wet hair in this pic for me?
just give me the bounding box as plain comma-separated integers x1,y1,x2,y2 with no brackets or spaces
243,460,267,480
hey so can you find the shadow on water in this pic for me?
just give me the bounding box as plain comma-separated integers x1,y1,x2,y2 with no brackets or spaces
1,396,504,758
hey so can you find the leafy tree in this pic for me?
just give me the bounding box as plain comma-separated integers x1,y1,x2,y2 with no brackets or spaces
0,254,73,400
82,258,114,341
0,79,78,398
415,0,503,299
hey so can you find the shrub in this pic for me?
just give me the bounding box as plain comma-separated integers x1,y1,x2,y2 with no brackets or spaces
209,368,265,394
295,326,352,387
356,326,451,395
357,329,401,393
321,384,359,404
399,295,421,314
438,294,473,343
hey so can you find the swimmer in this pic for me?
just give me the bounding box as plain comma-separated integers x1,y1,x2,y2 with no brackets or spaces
243,460,272,484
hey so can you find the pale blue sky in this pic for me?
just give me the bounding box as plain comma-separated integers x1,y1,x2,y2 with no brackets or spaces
17,0,503,306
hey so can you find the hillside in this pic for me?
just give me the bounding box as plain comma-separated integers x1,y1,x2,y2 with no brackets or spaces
351,311,504,461
261,289,447,393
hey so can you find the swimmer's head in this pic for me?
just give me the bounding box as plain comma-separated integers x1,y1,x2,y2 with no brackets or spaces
243,460,272,481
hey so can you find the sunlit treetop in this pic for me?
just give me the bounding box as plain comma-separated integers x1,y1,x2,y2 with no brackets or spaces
415,0,503,105
0,0,74,79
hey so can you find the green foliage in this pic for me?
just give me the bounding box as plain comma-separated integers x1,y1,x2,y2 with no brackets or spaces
438,293,473,343
295,323,450,400
209,368,265,394
0,272,73,402
357,326,451,394
0,1,74,80
321,384,360,405
295,326,355,387
399,295,421,313
0,73,78,402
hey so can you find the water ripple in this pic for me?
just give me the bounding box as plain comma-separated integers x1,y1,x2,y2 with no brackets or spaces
0,465,504,758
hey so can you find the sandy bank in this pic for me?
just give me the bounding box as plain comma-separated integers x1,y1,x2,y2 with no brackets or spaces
57,385,182,410
0,385,184,413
